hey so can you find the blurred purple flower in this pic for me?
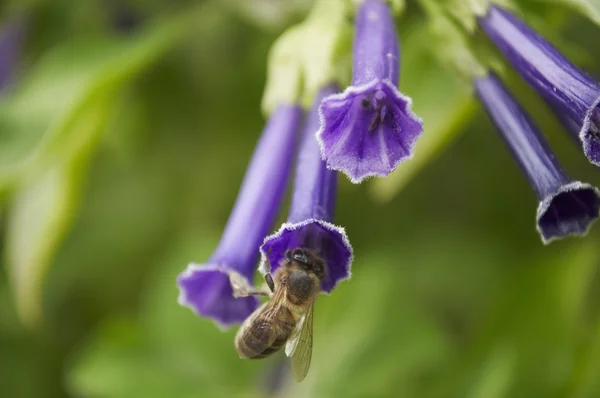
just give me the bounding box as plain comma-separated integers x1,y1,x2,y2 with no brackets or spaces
261,84,353,292
479,6,600,166
475,72,600,244
178,105,302,327
316,0,423,183
0,17,25,90
113,7,140,33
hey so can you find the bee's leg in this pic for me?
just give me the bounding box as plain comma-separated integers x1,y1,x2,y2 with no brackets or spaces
228,270,272,298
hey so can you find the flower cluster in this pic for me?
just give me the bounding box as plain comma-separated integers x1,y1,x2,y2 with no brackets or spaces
178,0,415,327
178,0,600,330
260,84,352,292
178,105,302,327
475,73,600,243
472,5,600,243
479,6,600,166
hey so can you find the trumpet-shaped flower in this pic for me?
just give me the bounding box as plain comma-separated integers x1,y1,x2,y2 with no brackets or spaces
479,6,600,166
261,84,353,291
475,72,600,244
178,105,302,327
316,0,423,183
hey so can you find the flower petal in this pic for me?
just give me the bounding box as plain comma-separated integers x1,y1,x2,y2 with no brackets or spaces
475,72,600,244
317,80,423,183
213,104,302,267
177,263,259,328
259,219,352,293
536,182,600,244
581,102,600,165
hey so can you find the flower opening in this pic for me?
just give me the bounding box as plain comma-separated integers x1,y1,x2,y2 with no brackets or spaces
479,5,600,166
316,0,423,183
261,84,353,292
177,104,302,327
475,72,600,244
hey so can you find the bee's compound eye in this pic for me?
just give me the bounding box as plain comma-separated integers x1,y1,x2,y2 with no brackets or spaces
292,248,308,264
285,250,293,263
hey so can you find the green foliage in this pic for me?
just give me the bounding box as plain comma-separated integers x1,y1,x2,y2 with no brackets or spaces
1,1,600,398
5,95,114,327
1,2,208,326
523,0,600,26
261,0,352,114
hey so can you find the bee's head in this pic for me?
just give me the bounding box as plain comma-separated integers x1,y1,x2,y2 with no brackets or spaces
285,248,327,281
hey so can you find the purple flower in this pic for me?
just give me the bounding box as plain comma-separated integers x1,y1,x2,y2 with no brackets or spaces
475,72,600,244
178,105,302,327
0,17,25,90
479,6,600,166
316,0,423,183
261,84,353,291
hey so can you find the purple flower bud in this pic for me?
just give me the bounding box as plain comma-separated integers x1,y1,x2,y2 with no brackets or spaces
0,17,25,90
261,84,353,292
316,0,423,183
479,6,600,166
178,105,302,327
475,72,600,244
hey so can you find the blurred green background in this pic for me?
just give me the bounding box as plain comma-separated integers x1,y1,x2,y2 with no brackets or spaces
2,0,600,397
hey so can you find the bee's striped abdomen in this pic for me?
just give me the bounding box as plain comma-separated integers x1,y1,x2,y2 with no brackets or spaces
236,307,296,359
250,337,288,359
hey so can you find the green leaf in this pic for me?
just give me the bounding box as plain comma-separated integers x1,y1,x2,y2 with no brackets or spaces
298,0,352,108
466,242,599,397
369,26,476,202
281,249,451,397
467,345,516,398
420,0,486,78
529,0,600,26
389,0,406,14
443,0,488,31
260,25,304,113
69,232,268,398
221,0,312,29
69,318,263,398
0,3,208,194
140,232,269,392
551,242,600,398
440,0,514,31
5,95,114,328
2,4,211,327
261,0,352,113
568,317,600,398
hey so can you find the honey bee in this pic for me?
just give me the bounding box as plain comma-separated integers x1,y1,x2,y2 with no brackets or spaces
229,248,326,382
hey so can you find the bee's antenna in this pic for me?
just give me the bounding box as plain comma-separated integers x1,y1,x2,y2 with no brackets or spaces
265,274,275,293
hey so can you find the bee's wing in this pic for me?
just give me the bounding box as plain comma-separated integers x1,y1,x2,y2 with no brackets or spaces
236,284,286,358
285,303,314,382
